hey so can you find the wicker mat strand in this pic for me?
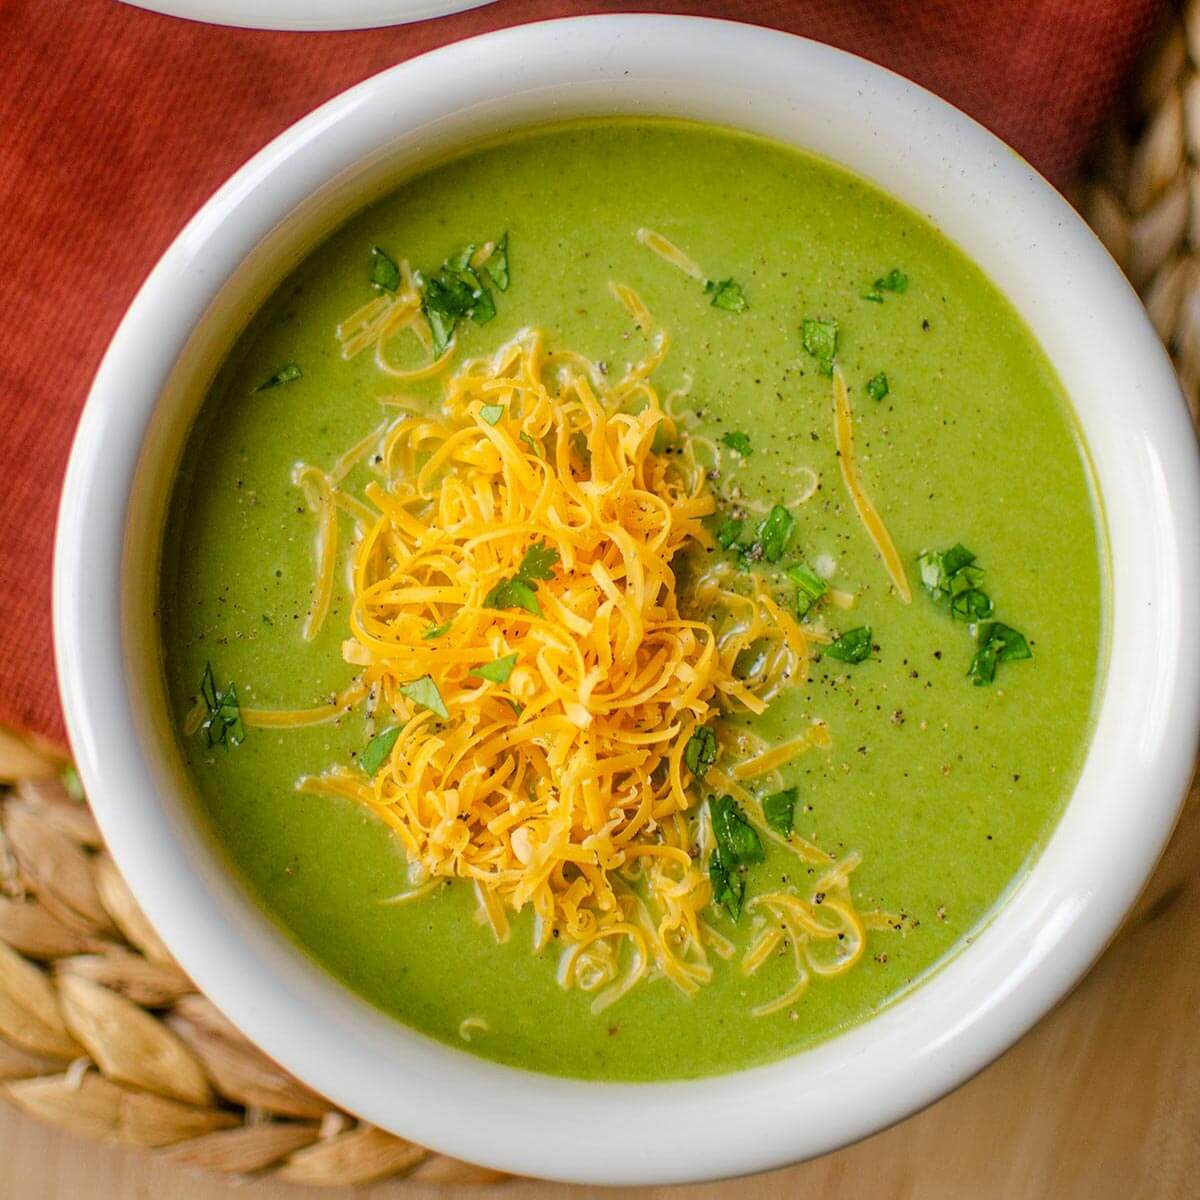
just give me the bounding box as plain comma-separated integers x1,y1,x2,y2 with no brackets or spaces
3,3,1200,1189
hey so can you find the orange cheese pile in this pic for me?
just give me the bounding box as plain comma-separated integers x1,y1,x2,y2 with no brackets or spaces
297,326,814,1004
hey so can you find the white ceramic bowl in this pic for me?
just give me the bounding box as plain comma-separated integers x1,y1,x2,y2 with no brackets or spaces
121,0,496,30
54,16,1200,1186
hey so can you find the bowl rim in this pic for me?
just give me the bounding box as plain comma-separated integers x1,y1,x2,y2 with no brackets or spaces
53,14,1200,1186
119,0,497,31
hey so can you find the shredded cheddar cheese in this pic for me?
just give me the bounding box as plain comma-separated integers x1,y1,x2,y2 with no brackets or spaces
832,366,912,602
258,277,898,1012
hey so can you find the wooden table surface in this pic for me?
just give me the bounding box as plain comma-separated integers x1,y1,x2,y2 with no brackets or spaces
2,776,1196,1199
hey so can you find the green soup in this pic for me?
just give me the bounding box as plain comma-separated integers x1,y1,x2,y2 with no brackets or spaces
160,120,1105,1081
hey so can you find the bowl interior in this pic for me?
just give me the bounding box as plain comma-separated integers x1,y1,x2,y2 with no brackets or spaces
58,16,1200,1186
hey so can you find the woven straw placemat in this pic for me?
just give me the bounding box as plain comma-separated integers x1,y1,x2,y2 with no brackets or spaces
3,4,1199,1189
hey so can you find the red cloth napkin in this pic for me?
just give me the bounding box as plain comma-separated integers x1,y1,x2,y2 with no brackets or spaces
0,0,1159,748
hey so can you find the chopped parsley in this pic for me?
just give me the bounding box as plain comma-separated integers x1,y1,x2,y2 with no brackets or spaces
198,664,245,749
762,787,797,836
863,267,909,302
419,235,508,354
786,563,827,619
484,232,509,292
866,372,890,402
369,246,401,293
711,794,764,866
801,317,839,376
253,363,302,392
824,626,873,664
708,851,745,921
704,277,747,312
968,622,1032,685
715,518,743,549
398,675,449,720
708,794,764,921
484,540,560,617
755,505,795,564
684,725,718,775
479,404,505,426
360,726,401,775
470,653,519,684
421,620,452,640
721,431,753,457
918,544,992,621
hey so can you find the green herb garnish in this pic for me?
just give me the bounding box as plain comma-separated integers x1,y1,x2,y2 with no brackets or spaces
824,626,873,664
716,518,743,549
484,540,560,617
484,232,509,292
918,543,990,619
518,430,541,457
708,849,744,921
253,363,302,392
801,317,839,376
721,431,753,457
360,726,401,775
864,267,909,302
968,622,1032,685
711,794,765,867
763,787,797,836
704,277,747,312
684,725,718,775
786,563,828,619
479,404,505,426
369,246,401,293
866,372,890,402
756,505,795,563
470,653,519,684
950,588,994,622
421,620,452,640
198,663,245,748
398,675,449,720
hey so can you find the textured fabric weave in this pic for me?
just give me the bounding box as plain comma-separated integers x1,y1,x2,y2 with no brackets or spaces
0,0,1160,745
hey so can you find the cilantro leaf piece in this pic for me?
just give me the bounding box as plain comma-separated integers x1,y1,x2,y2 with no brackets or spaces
370,246,401,293
361,726,401,775
801,317,839,377
721,431,753,457
517,541,559,584
253,363,302,392
399,675,449,719
716,518,743,550
479,404,505,426
684,726,718,775
470,652,519,684
968,622,1032,686
421,620,452,640
950,588,994,622
704,277,747,312
757,505,795,563
709,848,744,921
469,284,497,325
711,794,765,866
824,626,874,664
197,664,245,749
917,544,978,602
866,372,890,402
483,578,541,616
876,267,908,294
763,787,798,836
786,563,828,619
484,232,509,292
